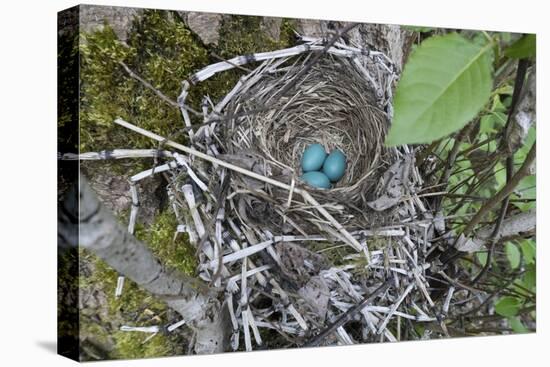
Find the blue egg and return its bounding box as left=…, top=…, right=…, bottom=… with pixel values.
left=322, top=150, right=347, bottom=182
left=301, top=144, right=327, bottom=172
left=302, top=171, right=332, bottom=189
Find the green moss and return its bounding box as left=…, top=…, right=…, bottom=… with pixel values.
left=112, top=330, right=182, bottom=359
left=216, top=15, right=293, bottom=58
left=134, top=209, right=197, bottom=276
left=80, top=249, right=178, bottom=360
left=80, top=10, right=210, bottom=153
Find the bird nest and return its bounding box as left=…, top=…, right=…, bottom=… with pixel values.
left=103, top=36, right=447, bottom=350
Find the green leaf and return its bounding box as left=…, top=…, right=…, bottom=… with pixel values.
left=518, top=126, right=536, bottom=153
left=495, top=296, right=521, bottom=317
left=386, top=33, right=493, bottom=146
left=491, top=94, right=507, bottom=112
left=512, top=175, right=536, bottom=211
left=512, top=126, right=536, bottom=212
left=520, top=239, right=536, bottom=265
left=479, top=112, right=506, bottom=134
left=509, top=317, right=529, bottom=333
left=494, top=162, right=507, bottom=189
left=476, top=252, right=488, bottom=266
left=505, top=242, right=521, bottom=269
left=505, top=34, right=536, bottom=59
left=523, top=264, right=536, bottom=290
left=514, top=175, right=537, bottom=199
left=498, top=33, right=513, bottom=44
left=493, top=84, right=513, bottom=96
left=515, top=126, right=536, bottom=165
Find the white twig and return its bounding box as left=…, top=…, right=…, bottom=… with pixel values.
left=115, top=275, right=125, bottom=298
left=60, top=149, right=173, bottom=160
left=167, top=319, right=187, bottom=332
left=377, top=282, right=415, bottom=334
left=120, top=325, right=160, bottom=333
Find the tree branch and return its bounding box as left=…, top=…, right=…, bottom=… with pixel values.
left=60, top=174, right=231, bottom=354
left=470, top=156, right=513, bottom=285
left=503, top=64, right=536, bottom=156
left=457, top=142, right=535, bottom=242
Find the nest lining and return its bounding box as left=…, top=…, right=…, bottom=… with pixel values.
left=238, top=58, right=388, bottom=186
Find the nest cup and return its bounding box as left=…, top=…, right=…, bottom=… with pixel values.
left=218, top=52, right=396, bottom=229
left=185, top=40, right=398, bottom=234
left=255, top=59, right=386, bottom=186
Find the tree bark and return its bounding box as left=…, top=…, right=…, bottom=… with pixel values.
left=294, top=20, right=415, bottom=70
left=59, top=175, right=231, bottom=354
left=456, top=209, right=536, bottom=252
left=504, top=65, right=536, bottom=156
